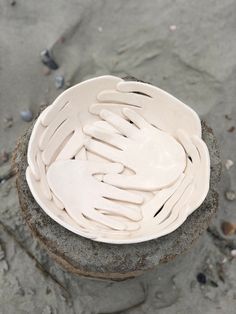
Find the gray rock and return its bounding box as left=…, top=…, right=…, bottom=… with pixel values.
left=20, top=109, right=33, bottom=122
left=13, top=119, right=221, bottom=281
left=54, top=75, right=64, bottom=89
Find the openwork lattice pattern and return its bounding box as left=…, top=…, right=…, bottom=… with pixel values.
left=26, top=76, right=210, bottom=244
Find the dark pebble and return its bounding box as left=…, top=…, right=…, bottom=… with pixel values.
left=20, top=109, right=33, bottom=122
left=10, top=0, right=16, bottom=6
left=209, top=280, right=218, bottom=287
left=197, top=272, right=207, bottom=284
left=40, top=49, right=59, bottom=70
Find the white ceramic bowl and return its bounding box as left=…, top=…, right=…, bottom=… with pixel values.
left=26, top=76, right=210, bottom=244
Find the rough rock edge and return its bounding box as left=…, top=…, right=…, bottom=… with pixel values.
left=12, top=101, right=221, bottom=282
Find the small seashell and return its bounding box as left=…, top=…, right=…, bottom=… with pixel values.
left=169, top=25, right=177, bottom=31
left=230, top=249, right=236, bottom=257
left=221, top=257, right=228, bottom=264
left=221, top=221, right=236, bottom=236
left=225, top=190, right=236, bottom=201
left=54, top=75, right=64, bottom=89
left=225, top=159, right=234, bottom=170
left=20, top=109, right=33, bottom=122
left=40, top=49, right=59, bottom=70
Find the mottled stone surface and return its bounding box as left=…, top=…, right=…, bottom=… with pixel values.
left=14, top=120, right=221, bottom=281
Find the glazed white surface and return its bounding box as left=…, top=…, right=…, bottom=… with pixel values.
left=26, top=75, right=210, bottom=244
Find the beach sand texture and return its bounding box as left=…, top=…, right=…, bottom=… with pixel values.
left=0, top=1, right=236, bottom=313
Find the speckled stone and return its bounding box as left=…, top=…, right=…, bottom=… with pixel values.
left=13, top=116, right=221, bottom=281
